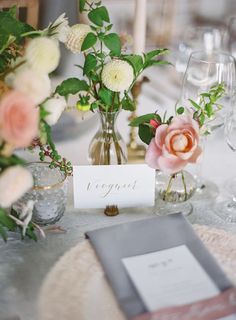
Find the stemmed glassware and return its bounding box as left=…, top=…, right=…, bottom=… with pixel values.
left=177, top=51, right=236, bottom=200
left=225, top=17, right=236, bottom=59
left=215, top=95, right=236, bottom=223
left=175, top=26, right=224, bottom=74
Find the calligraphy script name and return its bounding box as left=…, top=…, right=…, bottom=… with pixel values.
left=86, top=180, right=138, bottom=198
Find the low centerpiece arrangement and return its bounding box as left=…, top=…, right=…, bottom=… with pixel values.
left=131, top=83, right=225, bottom=215
left=55, top=0, right=170, bottom=165
left=0, top=8, right=72, bottom=241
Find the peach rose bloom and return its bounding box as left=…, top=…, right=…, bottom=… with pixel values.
left=145, top=115, right=202, bottom=174
left=0, top=90, right=39, bottom=148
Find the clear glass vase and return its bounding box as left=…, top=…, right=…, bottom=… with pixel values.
left=88, top=110, right=127, bottom=165
left=155, top=170, right=197, bottom=216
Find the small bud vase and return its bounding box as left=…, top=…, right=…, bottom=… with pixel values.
left=88, top=110, right=127, bottom=165
left=155, top=170, right=197, bottom=216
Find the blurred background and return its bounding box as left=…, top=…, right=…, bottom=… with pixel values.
left=1, top=0, right=236, bottom=157
left=2, top=0, right=235, bottom=73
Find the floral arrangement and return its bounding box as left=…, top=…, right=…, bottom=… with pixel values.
left=0, top=8, right=72, bottom=241
left=130, top=83, right=225, bottom=175
left=54, top=0, right=169, bottom=114
left=50, top=0, right=170, bottom=165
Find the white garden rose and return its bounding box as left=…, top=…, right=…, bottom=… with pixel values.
left=0, top=166, right=33, bottom=208
left=101, top=60, right=134, bottom=92
left=43, top=96, right=67, bottom=125
left=25, top=37, right=60, bottom=74
left=66, top=24, right=91, bottom=54
left=12, top=67, right=51, bottom=104
left=49, top=13, right=70, bottom=43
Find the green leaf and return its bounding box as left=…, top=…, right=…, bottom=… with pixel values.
left=205, top=103, right=213, bottom=117
left=81, top=32, right=97, bottom=51
left=79, top=0, right=86, bottom=12
left=144, top=60, right=171, bottom=68
left=24, top=225, right=37, bottom=241
left=121, top=95, right=135, bottom=111
left=0, top=155, right=25, bottom=169
left=0, top=34, right=15, bottom=54
left=91, top=102, right=99, bottom=110
left=122, top=54, right=143, bottom=76
left=0, top=10, right=34, bottom=41
left=0, top=208, right=16, bottom=231
left=0, top=225, right=7, bottom=242
left=106, top=24, right=113, bottom=32
left=40, top=105, right=50, bottom=120
left=199, top=113, right=205, bottom=127
left=103, top=33, right=121, bottom=56
left=97, top=6, right=110, bottom=22
left=189, top=99, right=201, bottom=110
left=130, top=113, right=159, bottom=127
left=200, top=93, right=211, bottom=98
left=138, top=124, right=153, bottom=145
left=55, top=78, right=89, bottom=96
left=145, top=48, right=169, bottom=61
left=98, top=87, right=114, bottom=106
left=88, top=6, right=110, bottom=27
left=83, top=53, right=97, bottom=76
left=177, top=106, right=185, bottom=114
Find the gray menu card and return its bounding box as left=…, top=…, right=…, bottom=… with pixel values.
left=86, top=213, right=232, bottom=319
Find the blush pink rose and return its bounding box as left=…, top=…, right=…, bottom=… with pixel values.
left=0, top=90, right=39, bottom=148
left=145, top=115, right=202, bottom=174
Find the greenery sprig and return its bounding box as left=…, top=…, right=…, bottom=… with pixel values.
left=130, top=83, right=226, bottom=144
left=176, top=83, right=226, bottom=131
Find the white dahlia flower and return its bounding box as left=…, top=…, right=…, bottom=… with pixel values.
left=12, top=67, right=51, bottom=105
left=48, top=13, right=70, bottom=43
left=0, top=166, right=33, bottom=208
left=25, top=37, right=60, bottom=74
left=101, top=60, right=134, bottom=92
left=43, top=96, right=67, bottom=125
left=66, top=24, right=91, bottom=54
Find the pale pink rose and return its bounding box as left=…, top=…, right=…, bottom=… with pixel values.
left=145, top=115, right=202, bottom=174
left=0, top=91, right=39, bottom=148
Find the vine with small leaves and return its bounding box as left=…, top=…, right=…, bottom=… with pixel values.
left=130, top=83, right=226, bottom=143
left=176, top=83, right=226, bottom=133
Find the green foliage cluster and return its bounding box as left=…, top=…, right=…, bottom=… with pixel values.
left=0, top=8, right=71, bottom=241
left=56, top=0, right=169, bottom=113
left=130, top=83, right=226, bottom=144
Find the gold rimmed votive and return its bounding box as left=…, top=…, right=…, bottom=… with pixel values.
left=15, top=162, right=68, bottom=225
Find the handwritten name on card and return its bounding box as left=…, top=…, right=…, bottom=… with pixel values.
left=73, top=165, right=155, bottom=209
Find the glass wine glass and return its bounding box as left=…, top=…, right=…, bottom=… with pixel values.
left=215, top=98, right=236, bottom=223
left=225, top=17, right=236, bottom=59
left=175, top=26, right=224, bottom=74
left=177, top=51, right=236, bottom=200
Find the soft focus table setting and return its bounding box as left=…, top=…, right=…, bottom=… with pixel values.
left=1, top=1, right=236, bottom=320
left=1, top=66, right=236, bottom=320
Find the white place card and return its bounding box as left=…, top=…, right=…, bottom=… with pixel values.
left=122, top=245, right=220, bottom=312
left=73, top=164, right=155, bottom=209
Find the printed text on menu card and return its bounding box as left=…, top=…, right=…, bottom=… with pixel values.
left=122, top=245, right=220, bottom=312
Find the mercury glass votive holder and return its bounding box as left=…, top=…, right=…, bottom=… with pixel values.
left=19, top=162, right=68, bottom=225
